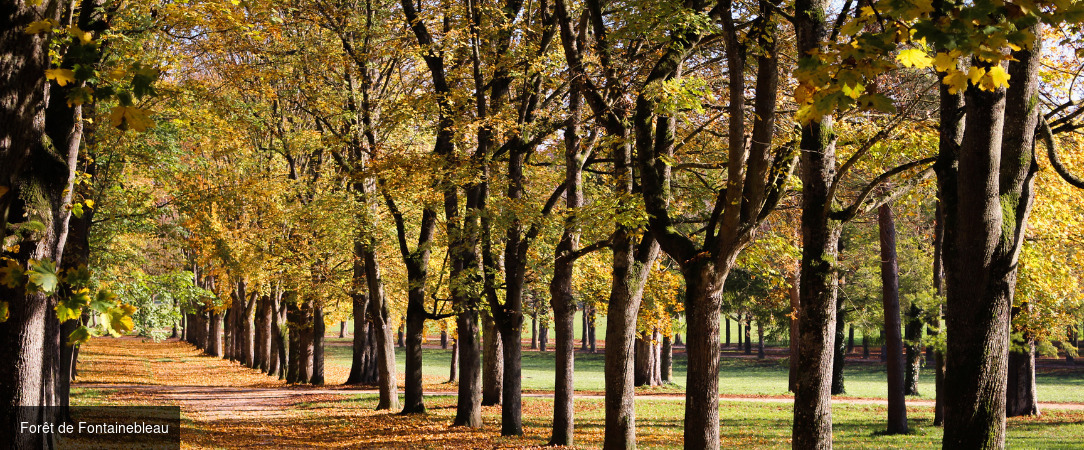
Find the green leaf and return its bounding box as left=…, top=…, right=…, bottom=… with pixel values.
left=63, top=265, right=93, bottom=288
left=0, top=301, right=8, bottom=322
left=90, top=290, right=117, bottom=313
left=67, top=325, right=91, bottom=346
left=56, top=288, right=92, bottom=322
left=27, top=259, right=59, bottom=294
left=857, top=93, right=897, bottom=114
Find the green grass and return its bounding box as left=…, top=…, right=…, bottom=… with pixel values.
left=325, top=338, right=1084, bottom=403
left=332, top=393, right=1084, bottom=448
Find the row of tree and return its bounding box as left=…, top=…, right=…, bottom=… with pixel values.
left=4, top=0, right=1084, bottom=449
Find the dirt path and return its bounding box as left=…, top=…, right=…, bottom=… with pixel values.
left=71, top=337, right=1084, bottom=448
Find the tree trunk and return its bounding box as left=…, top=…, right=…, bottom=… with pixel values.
left=635, top=329, right=664, bottom=387
left=681, top=264, right=727, bottom=450
left=287, top=299, right=301, bottom=383
left=271, top=293, right=287, bottom=379
left=737, top=316, right=743, bottom=348
left=863, top=333, right=870, bottom=359
left=347, top=292, right=376, bottom=385
left=662, top=334, right=673, bottom=383
left=1006, top=306, right=1039, bottom=417
left=441, top=330, right=448, bottom=349
left=588, top=305, right=597, bottom=353
left=744, top=315, right=753, bottom=355
left=363, top=245, right=399, bottom=410
left=939, top=24, right=1042, bottom=449
left=904, top=304, right=923, bottom=396
left=602, top=223, right=658, bottom=449
left=548, top=102, right=584, bottom=444
left=879, top=202, right=909, bottom=434
left=791, top=36, right=841, bottom=450
left=847, top=326, right=855, bottom=354
left=757, top=322, right=766, bottom=360
left=498, top=321, right=523, bottom=436
left=831, top=297, right=846, bottom=395
left=0, top=2, right=69, bottom=440
left=581, top=306, right=589, bottom=351
left=725, top=317, right=731, bottom=347
left=530, top=314, right=538, bottom=350
left=299, top=299, right=314, bottom=384
left=311, top=305, right=325, bottom=386
left=539, top=323, right=548, bottom=352
left=397, top=324, right=405, bottom=348
left=452, top=310, right=482, bottom=427
left=210, top=311, right=223, bottom=358
left=482, top=312, right=504, bottom=406
left=1067, top=326, right=1076, bottom=364
left=401, top=300, right=427, bottom=413
left=448, top=338, right=458, bottom=382
left=789, top=272, right=800, bottom=393
left=340, top=321, right=346, bottom=339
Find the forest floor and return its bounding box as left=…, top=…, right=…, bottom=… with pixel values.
left=72, top=337, right=1084, bottom=448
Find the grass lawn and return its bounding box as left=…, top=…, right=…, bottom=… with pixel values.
left=325, top=338, right=1084, bottom=403
left=318, top=393, right=1084, bottom=449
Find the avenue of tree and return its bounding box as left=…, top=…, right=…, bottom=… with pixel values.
left=3, top=0, right=1084, bottom=449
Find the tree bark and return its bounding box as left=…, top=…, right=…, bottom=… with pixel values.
left=452, top=310, right=482, bottom=427
left=449, top=338, right=458, bottom=382
left=299, top=299, right=315, bottom=384
left=847, top=326, right=855, bottom=354
left=482, top=312, right=504, bottom=406
left=789, top=272, right=800, bottom=392
left=904, top=304, right=923, bottom=396
left=1006, top=306, right=1039, bottom=417
left=879, top=202, right=908, bottom=434
left=363, top=244, right=399, bottom=410
left=941, top=28, right=1042, bottom=447
left=725, top=317, right=731, bottom=347
left=602, top=218, right=659, bottom=449
left=662, top=334, right=673, bottom=382
left=744, top=315, right=753, bottom=355
left=311, top=305, right=325, bottom=385
left=791, top=0, right=841, bottom=445
left=757, top=322, right=766, bottom=359
left=588, top=304, right=597, bottom=353
left=286, top=299, right=301, bottom=383
left=831, top=297, right=846, bottom=395
left=210, top=311, right=223, bottom=358
left=271, top=293, right=287, bottom=379
left=581, top=306, right=589, bottom=351
left=347, top=291, right=377, bottom=385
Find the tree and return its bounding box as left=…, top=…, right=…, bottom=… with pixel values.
left=878, top=201, right=908, bottom=434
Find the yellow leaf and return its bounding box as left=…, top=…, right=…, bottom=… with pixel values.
left=896, top=48, right=932, bottom=69
left=45, top=68, right=76, bottom=87
left=109, top=106, right=155, bottom=132
left=968, top=66, right=986, bottom=85
left=0, top=186, right=8, bottom=199
left=942, top=70, right=968, bottom=94
left=108, top=107, right=126, bottom=128
left=933, top=52, right=957, bottom=73
left=794, top=83, right=816, bottom=104
left=982, top=65, right=1011, bottom=91
left=85, top=199, right=95, bottom=209
left=24, top=19, right=57, bottom=34
left=66, top=25, right=92, bottom=44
